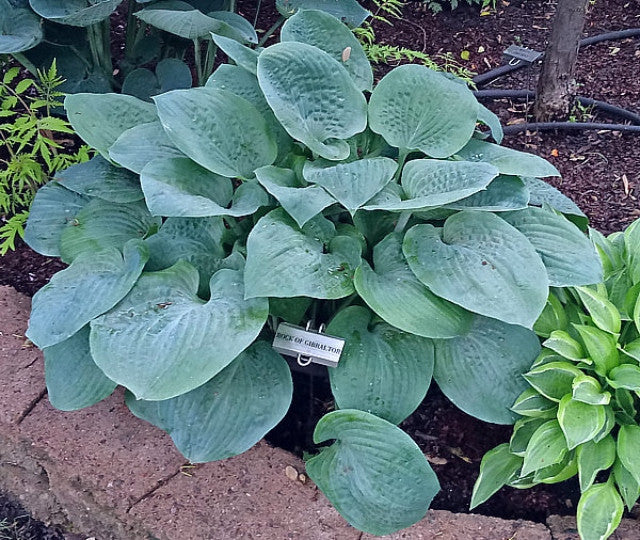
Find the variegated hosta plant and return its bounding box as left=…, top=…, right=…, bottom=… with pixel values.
left=23, top=10, right=603, bottom=536
left=472, top=219, right=640, bottom=540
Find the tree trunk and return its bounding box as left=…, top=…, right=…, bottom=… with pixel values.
left=534, top=0, right=589, bottom=122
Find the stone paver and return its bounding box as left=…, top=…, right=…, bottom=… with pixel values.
left=547, top=514, right=640, bottom=540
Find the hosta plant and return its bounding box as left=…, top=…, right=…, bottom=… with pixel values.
left=23, top=10, right=603, bottom=535
left=472, top=219, right=640, bottom=540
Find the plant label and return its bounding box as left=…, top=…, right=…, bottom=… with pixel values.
left=272, top=322, right=345, bottom=368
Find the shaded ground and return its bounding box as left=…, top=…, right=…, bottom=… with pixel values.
left=1, top=0, right=639, bottom=530
left=0, top=493, right=64, bottom=540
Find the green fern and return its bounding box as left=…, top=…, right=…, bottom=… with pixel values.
left=0, top=59, right=91, bottom=255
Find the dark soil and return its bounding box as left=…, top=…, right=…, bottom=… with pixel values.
left=1, top=0, right=639, bottom=531
left=0, top=493, right=65, bottom=540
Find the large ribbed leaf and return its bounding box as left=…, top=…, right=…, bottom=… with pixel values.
left=90, top=263, right=269, bottom=400
left=403, top=211, right=549, bottom=327
left=257, top=42, right=367, bottom=161
left=144, top=217, right=228, bottom=297
left=65, top=93, right=157, bottom=159
left=303, top=157, right=397, bottom=214
left=254, top=166, right=334, bottom=228
left=276, top=0, right=370, bottom=27
left=27, top=240, right=148, bottom=348
left=502, top=207, right=603, bottom=287
left=29, top=0, right=122, bottom=26
left=205, top=64, right=292, bottom=156
left=44, top=327, right=116, bottom=411
left=433, top=315, right=540, bottom=423
left=55, top=156, right=144, bottom=203
left=208, top=11, right=257, bottom=44
left=280, top=9, right=372, bottom=91
left=368, top=65, right=478, bottom=158
left=0, top=0, right=42, bottom=53
left=523, top=177, right=586, bottom=219
left=354, top=233, right=472, bottom=338
left=443, top=175, right=529, bottom=212
left=456, top=139, right=560, bottom=177
left=24, top=182, right=90, bottom=257
left=59, top=199, right=160, bottom=263
left=244, top=209, right=361, bottom=299
left=327, top=306, right=434, bottom=424
left=135, top=0, right=224, bottom=39
left=306, top=410, right=439, bottom=536
left=141, top=158, right=268, bottom=217
left=363, top=159, right=498, bottom=211
left=109, top=122, right=185, bottom=174
left=154, top=88, right=276, bottom=178
left=211, top=33, right=259, bottom=74
left=126, top=341, right=291, bottom=461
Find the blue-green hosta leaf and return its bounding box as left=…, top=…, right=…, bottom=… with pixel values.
left=403, top=211, right=549, bottom=327
left=280, top=9, right=372, bottom=91
left=276, top=0, right=369, bottom=26
left=108, top=122, right=185, bottom=174
left=443, top=175, right=529, bottom=212
left=523, top=177, right=586, bottom=219
left=211, top=32, right=259, bottom=74
left=306, top=410, right=439, bottom=536
left=433, top=315, right=540, bottom=424
left=29, top=0, right=122, bottom=26
left=557, top=395, right=606, bottom=450
left=24, top=182, right=90, bottom=257
left=135, top=0, right=224, bottom=39
left=0, top=0, right=42, bottom=53
left=254, top=166, right=334, bottom=228
left=44, top=326, right=116, bottom=411
left=208, top=11, right=257, bottom=44
left=27, top=240, right=149, bottom=348
left=141, top=158, right=267, bottom=218
left=470, top=444, right=522, bottom=509
left=122, top=59, right=193, bottom=102
left=368, top=64, right=478, bottom=158
left=90, top=263, right=269, bottom=400
left=244, top=208, right=361, bottom=299
left=577, top=436, right=616, bottom=492
left=140, top=157, right=233, bottom=217
left=477, top=104, right=503, bottom=144
left=257, top=42, right=367, bottom=161
left=55, top=156, right=143, bottom=203
left=624, top=219, right=640, bottom=285
left=59, top=199, right=161, bottom=263
left=522, top=420, right=568, bottom=476
left=303, top=157, right=396, bottom=214
left=155, top=87, right=276, bottom=178
left=354, top=233, right=473, bottom=339
left=502, top=207, right=603, bottom=287
left=125, top=341, right=291, bottom=461
left=65, top=93, right=157, bottom=159
left=326, top=306, right=434, bottom=424
left=205, top=64, right=293, bottom=157
left=455, top=139, right=560, bottom=177
left=577, top=481, right=624, bottom=540
left=362, top=160, right=499, bottom=212
left=144, top=217, right=227, bottom=297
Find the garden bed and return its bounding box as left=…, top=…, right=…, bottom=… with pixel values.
left=1, top=0, right=639, bottom=535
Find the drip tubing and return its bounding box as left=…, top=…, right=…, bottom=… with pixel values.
left=471, top=28, right=640, bottom=87
left=502, top=122, right=640, bottom=135
left=474, top=89, right=640, bottom=125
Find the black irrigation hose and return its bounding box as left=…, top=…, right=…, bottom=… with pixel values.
left=474, top=89, right=640, bottom=125
left=502, top=122, right=640, bottom=135
left=471, top=28, right=640, bottom=87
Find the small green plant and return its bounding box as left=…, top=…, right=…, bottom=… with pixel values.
left=425, top=0, right=497, bottom=13
left=569, top=99, right=595, bottom=123
left=23, top=8, right=602, bottom=536
left=0, top=60, right=90, bottom=254
left=472, top=219, right=640, bottom=540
